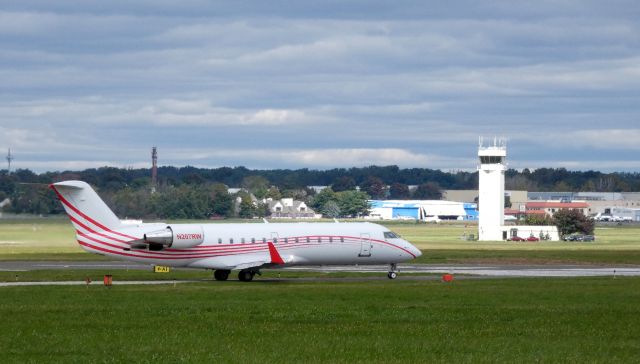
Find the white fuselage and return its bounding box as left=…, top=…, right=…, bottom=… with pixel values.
left=77, top=221, right=421, bottom=270
left=50, top=180, right=421, bottom=273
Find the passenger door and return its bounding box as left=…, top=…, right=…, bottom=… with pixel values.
left=358, top=233, right=372, bottom=257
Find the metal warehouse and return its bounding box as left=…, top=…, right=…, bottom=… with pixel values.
left=368, top=200, right=478, bottom=221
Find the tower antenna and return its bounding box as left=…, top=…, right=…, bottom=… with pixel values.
left=6, top=148, right=13, bottom=174
left=151, top=147, right=158, bottom=193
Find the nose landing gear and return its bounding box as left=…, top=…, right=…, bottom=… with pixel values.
left=387, top=263, right=398, bottom=279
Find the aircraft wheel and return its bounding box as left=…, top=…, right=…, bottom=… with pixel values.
left=238, top=270, right=254, bottom=282
left=214, top=269, right=230, bottom=281
left=387, top=272, right=397, bottom=279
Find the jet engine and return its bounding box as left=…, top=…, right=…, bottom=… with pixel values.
left=143, top=225, right=205, bottom=249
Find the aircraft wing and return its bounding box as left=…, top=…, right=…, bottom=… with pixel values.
left=233, top=259, right=272, bottom=271
left=187, top=242, right=288, bottom=270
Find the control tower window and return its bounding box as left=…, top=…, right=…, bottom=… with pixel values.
left=480, top=156, right=503, bottom=164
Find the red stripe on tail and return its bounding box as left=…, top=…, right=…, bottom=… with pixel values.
left=50, top=184, right=137, bottom=240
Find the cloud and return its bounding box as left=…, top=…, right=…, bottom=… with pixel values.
left=0, top=2, right=639, bottom=172
left=0, top=98, right=316, bottom=127
left=511, top=159, right=640, bottom=172
left=12, top=160, right=150, bottom=172
left=288, top=148, right=440, bottom=167
left=560, top=129, right=640, bottom=150
left=162, top=147, right=473, bottom=170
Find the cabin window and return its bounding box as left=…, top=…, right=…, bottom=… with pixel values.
left=384, top=231, right=400, bottom=239
left=218, top=238, right=222, bottom=244
left=340, top=237, right=344, bottom=243
left=329, top=237, right=333, bottom=243
left=251, top=238, right=255, bottom=244
left=262, top=238, right=267, bottom=244
left=284, top=238, right=288, bottom=244
left=295, top=237, right=299, bottom=243
left=229, top=238, right=234, bottom=244
left=318, top=237, right=322, bottom=243
left=241, top=238, right=245, bottom=244
left=273, top=237, right=278, bottom=244
left=306, top=237, right=310, bottom=243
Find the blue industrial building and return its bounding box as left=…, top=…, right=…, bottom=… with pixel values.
left=368, top=200, right=478, bottom=221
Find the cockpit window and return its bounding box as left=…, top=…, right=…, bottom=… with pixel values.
left=384, top=231, right=401, bottom=239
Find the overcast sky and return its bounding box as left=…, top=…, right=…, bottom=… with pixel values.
left=1, top=1, right=639, bottom=173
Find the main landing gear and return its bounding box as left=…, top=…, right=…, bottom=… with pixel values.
left=238, top=269, right=260, bottom=282
left=214, top=269, right=261, bottom=282
left=387, top=263, right=398, bottom=280
left=213, top=269, right=230, bottom=281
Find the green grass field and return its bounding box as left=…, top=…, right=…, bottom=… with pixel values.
left=0, top=269, right=409, bottom=283
left=389, top=222, right=640, bottom=250
left=2, top=218, right=640, bottom=264
left=1, top=277, right=639, bottom=363
left=2, top=218, right=640, bottom=362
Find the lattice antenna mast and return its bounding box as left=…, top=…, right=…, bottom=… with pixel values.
left=151, top=147, right=158, bottom=193
left=6, top=148, right=13, bottom=174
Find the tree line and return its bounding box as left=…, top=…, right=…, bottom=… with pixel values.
left=1, top=165, right=639, bottom=218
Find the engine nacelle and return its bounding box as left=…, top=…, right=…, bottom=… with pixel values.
left=144, top=225, right=204, bottom=249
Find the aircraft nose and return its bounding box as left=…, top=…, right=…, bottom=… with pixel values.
left=411, top=244, right=422, bottom=258
left=405, top=240, right=422, bottom=258
left=414, top=246, right=422, bottom=258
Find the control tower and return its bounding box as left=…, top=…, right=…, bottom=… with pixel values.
left=478, top=137, right=507, bottom=241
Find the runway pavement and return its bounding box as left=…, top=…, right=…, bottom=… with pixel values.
left=2, top=260, right=640, bottom=278
left=0, top=280, right=198, bottom=287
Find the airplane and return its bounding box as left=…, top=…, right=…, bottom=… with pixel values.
left=50, top=180, right=422, bottom=281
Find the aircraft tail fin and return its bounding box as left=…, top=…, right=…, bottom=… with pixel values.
left=50, top=180, right=122, bottom=233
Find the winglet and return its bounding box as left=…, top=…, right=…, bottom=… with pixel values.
left=267, top=242, right=285, bottom=265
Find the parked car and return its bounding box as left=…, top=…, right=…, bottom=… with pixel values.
left=563, top=234, right=596, bottom=242
left=526, top=236, right=540, bottom=242
left=594, top=214, right=612, bottom=222
left=508, top=236, right=525, bottom=241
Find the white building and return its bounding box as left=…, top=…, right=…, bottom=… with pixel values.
left=611, top=207, right=640, bottom=222
left=267, top=198, right=318, bottom=219
left=477, top=137, right=559, bottom=241
left=478, top=138, right=507, bottom=240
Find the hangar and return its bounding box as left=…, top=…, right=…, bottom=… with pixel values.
left=368, top=200, right=478, bottom=221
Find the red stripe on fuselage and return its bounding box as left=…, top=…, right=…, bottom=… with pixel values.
left=173, top=235, right=415, bottom=258
left=78, top=233, right=416, bottom=262
left=76, top=233, right=269, bottom=259
left=77, top=239, right=267, bottom=261
left=70, top=215, right=130, bottom=244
